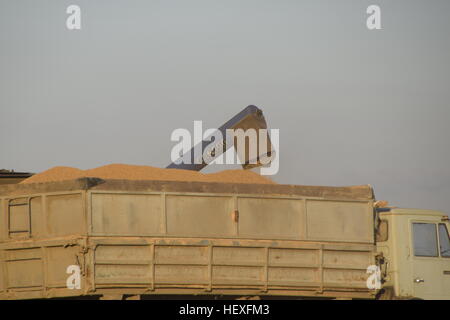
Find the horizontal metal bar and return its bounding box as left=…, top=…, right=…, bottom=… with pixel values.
left=5, top=257, right=41, bottom=262
left=95, top=260, right=152, bottom=265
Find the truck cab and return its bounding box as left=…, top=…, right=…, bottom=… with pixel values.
left=376, top=208, right=450, bottom=299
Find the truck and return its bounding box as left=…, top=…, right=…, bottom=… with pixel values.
left=0, top=177, right=449, bottom=300
left=1, top=106, right=448, bottom=300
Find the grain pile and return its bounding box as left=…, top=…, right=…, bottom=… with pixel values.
left=21, top=164, right=275, bottom=185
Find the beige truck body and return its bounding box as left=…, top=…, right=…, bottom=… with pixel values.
left=0, top=178, right=378, bottom=300
left=1, top=178, right=448, bottom=300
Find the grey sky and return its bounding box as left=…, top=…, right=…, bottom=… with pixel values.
left=1, top=0, right=449, bottom=213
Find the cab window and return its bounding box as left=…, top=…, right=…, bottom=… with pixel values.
left=438, top=224, right=450, bottom=258
left=413, top=223, right=438, bottom=257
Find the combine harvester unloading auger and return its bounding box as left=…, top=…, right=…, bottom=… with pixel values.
left=167, top=105, right=275, bottom=172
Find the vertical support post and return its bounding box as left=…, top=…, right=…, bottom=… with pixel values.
left=42, top=246, right=48, bottom=296
left=318, top=244, right=324, bottom=293
left=233, top=196, right=239, bottom=236
left=161, top=193, right=167, bottom=235
left=6, top=199, right=10, bottom=238
left=81, top=191, right=88, bottom=236
left=90, top=244, right=97, bottom=292
left=264, top=246, right=269, bottom=292
left=27, top=197, right=32, bottom=238
left=302, top=199, right=308, bottom=240
left=207, top=244, right=213, bottom=292
left=43, top=195, right=48, bottom=235
left=150, top=242, right=155, bottom=291
left=0, top=248, right=7, bottom=295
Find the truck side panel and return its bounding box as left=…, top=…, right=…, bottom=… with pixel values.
left=0, top=181, right=376, bottom=299
left=0, top=237, right=375, bottom=299
left=89, top=191, right=374, bottom=243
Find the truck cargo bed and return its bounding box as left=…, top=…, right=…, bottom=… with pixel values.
left=0, top=178, right=377, bottom=299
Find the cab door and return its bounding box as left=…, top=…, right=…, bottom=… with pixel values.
left=411, top=222, right=443, bottom=299
left=438, top=223, right=450, bottom=299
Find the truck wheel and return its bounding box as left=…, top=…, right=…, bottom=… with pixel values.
left=377, top=288, right=394, bottom=300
